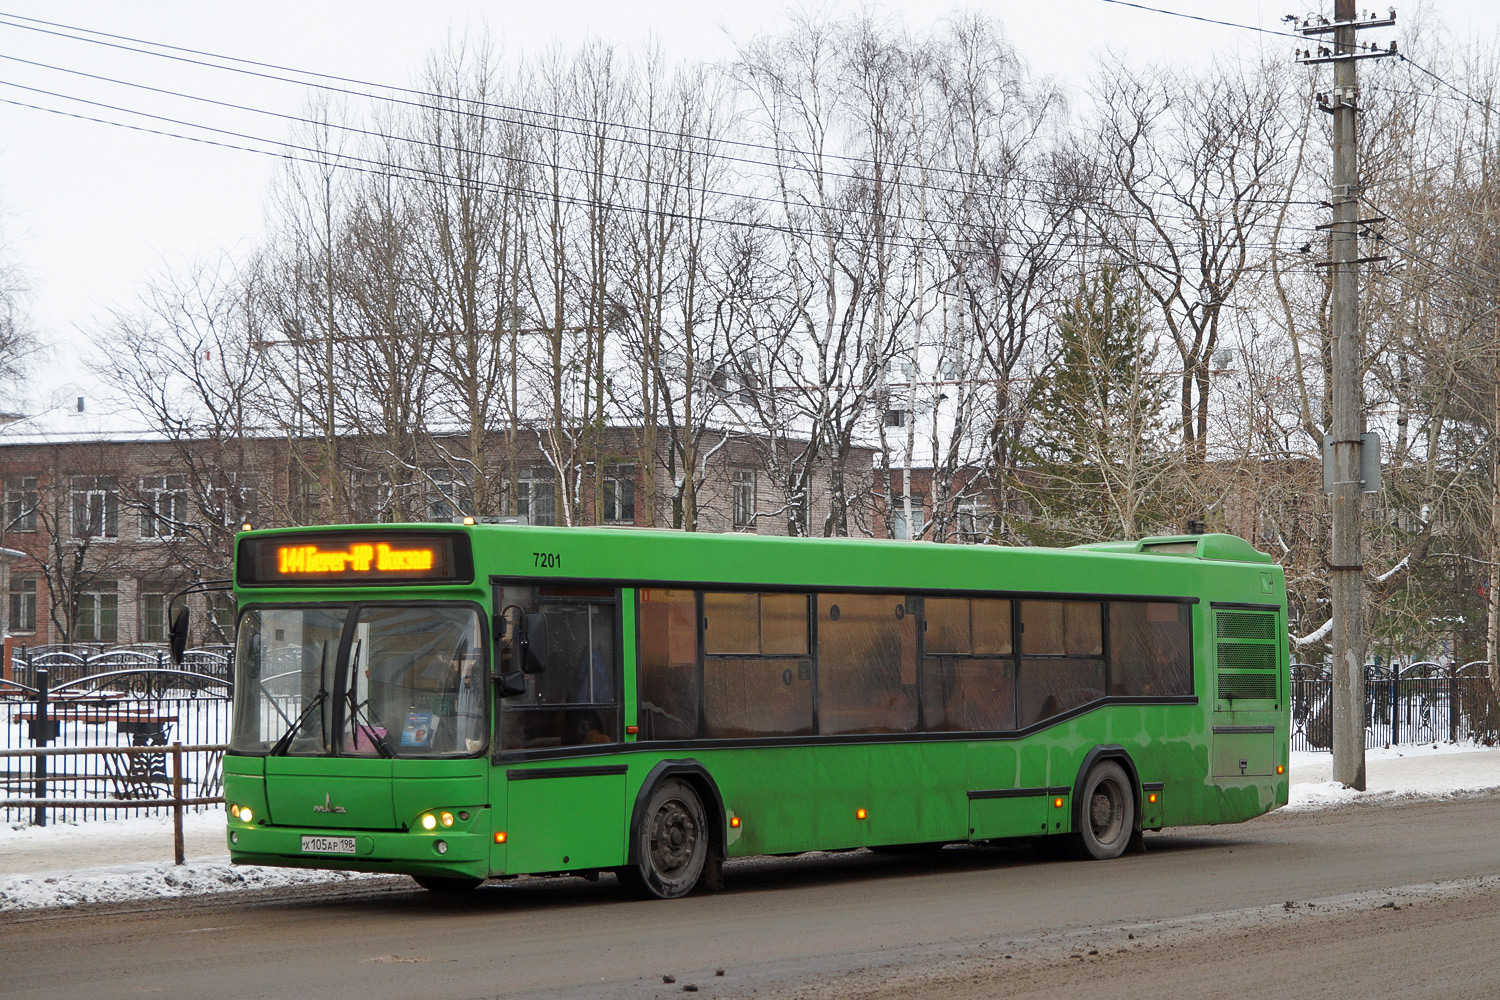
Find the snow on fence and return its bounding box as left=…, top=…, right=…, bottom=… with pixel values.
left=1291, top=661, right=1500, bottom=752
left=2, top=644, right=230, bottom=827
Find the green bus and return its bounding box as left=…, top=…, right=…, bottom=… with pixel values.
left=216, top=524, right=1289, bottom=897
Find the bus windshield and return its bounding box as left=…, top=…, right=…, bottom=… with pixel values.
left=231, top=604, right=486, bottom=758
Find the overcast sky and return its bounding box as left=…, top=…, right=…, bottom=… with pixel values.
left=1, top=0, right=1497, bottom=419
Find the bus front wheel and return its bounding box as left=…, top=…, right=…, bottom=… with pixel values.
left=619, top=779, right=708, bottom=899
left=1071, top=760, right=1135, bottom=861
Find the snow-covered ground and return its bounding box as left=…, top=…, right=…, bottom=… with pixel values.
left=2, top=743, right=1497, bottom=913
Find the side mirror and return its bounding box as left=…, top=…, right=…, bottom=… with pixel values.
left=496, top=671, right=528, bottom=698
left=520, top=612, right=548, bottom=674
left=168, top=607, right=191, bottom=666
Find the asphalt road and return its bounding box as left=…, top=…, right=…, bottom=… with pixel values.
left=4, top=796, right=1499, bottom=1000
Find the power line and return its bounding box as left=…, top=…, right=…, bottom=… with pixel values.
left=1098, top=0, right=1310, bottom=41
left=0, top=8, right=1323, bottom=212
left=7, top=88, right=1316, bottom=273
left=0, top=68, right=1321, bottom=262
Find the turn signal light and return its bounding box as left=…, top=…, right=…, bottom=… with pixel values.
left=229, top=803, right=239, bottom=819
left=1053, top=797, right=1065, bottom=809
left=440, top=811, right=455, bottom=828
left=855, top=808, right=867, bottom=820
left=494, top=831, right=508, bottom=844
left=730, top=817, right=741, bottom=828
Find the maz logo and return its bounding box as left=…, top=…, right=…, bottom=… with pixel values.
left=312, top=793, right=347, bottom=814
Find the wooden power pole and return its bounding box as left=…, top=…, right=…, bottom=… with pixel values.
left=1297, top=2, right=1397, bottom=790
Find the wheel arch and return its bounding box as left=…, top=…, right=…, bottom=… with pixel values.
left=1070, top=744, right=1140, bottom=835
left=626, top=759, right=727, bottom=865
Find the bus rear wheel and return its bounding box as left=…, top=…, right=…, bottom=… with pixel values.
left=412, top=875, right=483, bottom=893
left=1071, top=761, right=1135, bottom=861
left=619, top=779, right=708, bottom=899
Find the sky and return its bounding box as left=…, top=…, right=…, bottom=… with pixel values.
left=1, top=0, right=1498, bottom=423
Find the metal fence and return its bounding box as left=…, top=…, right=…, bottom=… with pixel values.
left=1291, top=660, right=1500, bottom=752
left=2, top=644, right=231, bottom=826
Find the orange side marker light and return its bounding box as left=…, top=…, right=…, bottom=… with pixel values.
left=730, top=816, right=741, bottom=828
left=1276, top=764, right=1285, bottom=774
left=1148, top=793, right=1158, bottom=804
left=1053, top=797, right=1065, bottom=808
left=494, top=831, right=507, bottom=844
left=855, top=808, right=867, bottom=820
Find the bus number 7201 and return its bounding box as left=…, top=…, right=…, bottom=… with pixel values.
left=533, top=551, right=560, bottom=569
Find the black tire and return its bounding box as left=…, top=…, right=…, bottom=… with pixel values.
left=412, top=875, right=483, bottom=893
left=1071, top=760, right=1136, bottom=861
left=618, top=779, right=709, bottom=899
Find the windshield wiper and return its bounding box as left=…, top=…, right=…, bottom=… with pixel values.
left=345, top=640, right=393, bottom=759
left=270, top=641, right=329, bottom=756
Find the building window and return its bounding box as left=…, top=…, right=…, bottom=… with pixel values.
left=954, top=501, right=991, bottom=543
left=426, top=469, right=471, bottom=522
left=71, top=476, right=119, bottom=539
left=76, top=582, right=119, bottom=643
left=351, top=471, right=394, bottom=523
left=603, top=466, right=635, bottom=522
left=8, top=578, right=36, bottom=633
left=517, top=468, right=556, bottom=526
left=732, top=469, right=756, bottom=530
left=139, top=475, right=188, bottom=539
left=4, top=477, right=38, bottom=532
left=141, top=589, right=168, bottom=643
left=890, top=493, right=926, bottom=540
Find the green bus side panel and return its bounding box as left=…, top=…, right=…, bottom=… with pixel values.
left=502, top=773, right=628, bottom=874
left=969, top=796, right=1047, bottom=840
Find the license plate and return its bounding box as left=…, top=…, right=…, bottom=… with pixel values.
left=301, top=835, right=356, bottom=855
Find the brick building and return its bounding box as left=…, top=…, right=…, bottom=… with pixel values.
left=0, top=413, right=881, bottom=646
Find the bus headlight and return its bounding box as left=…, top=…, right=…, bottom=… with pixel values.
left=421, top=813, right=438, bottom=831
left=238, top=806, right=254, bottom=824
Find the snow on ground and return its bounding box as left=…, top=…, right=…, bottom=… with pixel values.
left=0, top=808, right=385, bottom=913
left=1286, top=741, right=1500, bottom=810
left=2, top=744, right=1498, bottom=913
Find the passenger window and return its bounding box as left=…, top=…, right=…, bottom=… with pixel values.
left=817, top=593, right=918, bottom=734
left=1109, top=601, right=1192, bottom=696
left=924, top=598, right=971, bottom=655
left=638, top=589, right=700, bottom=739
left=1020, top=601, right=1100, bottom=656
left=972, top=599, right=1013, bottom=655
left=1018, top=658, right=1105, bottom=726
left=704, top=592, right=759, bottom=654
left=702, top=657, right=813, bottom=737
left=700, top=590, right=813, bottom=738
left=761, top=593, right=810, bottom=655
left=922, top=656, right=1016, bottom=732
left=498, top=586, right=619, bottom=751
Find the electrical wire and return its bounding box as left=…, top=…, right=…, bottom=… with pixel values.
left=0, top=8, right=1324, bottom=211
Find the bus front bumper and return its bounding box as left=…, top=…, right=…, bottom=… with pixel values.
left=226, top=821, right=490, bottom=879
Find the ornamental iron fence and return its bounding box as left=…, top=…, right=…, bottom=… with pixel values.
left=1291, top=660, right=1499, bottom=752
left=2, top=644, right=232, bottom=826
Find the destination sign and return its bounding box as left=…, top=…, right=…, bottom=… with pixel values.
left=237, top=531, right=473, bottom=587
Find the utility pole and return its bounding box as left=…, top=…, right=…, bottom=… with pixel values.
left=1296, top=2, right=1397, bottom=790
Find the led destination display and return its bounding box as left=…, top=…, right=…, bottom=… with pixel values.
left=237, top=531, right=473, bottom=586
